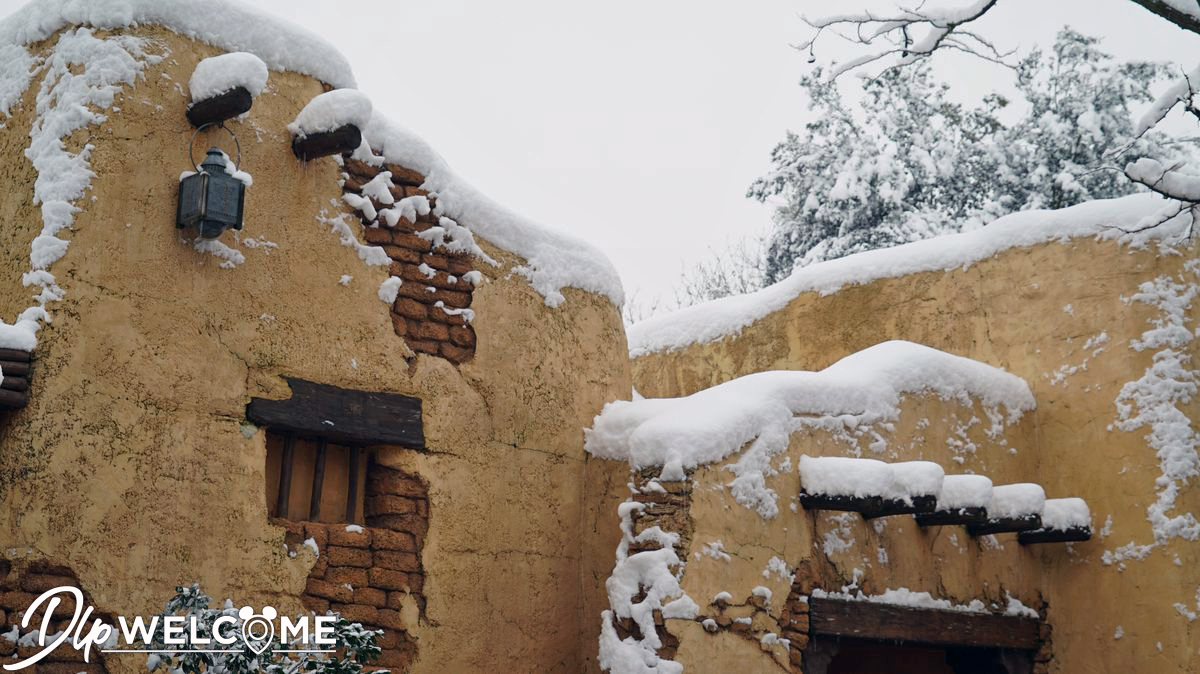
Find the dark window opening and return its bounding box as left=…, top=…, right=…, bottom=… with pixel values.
left=265, top=431, right=368, bottom=524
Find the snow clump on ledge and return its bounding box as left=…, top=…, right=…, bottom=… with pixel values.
left=188, top=51, right=268, bottom=100
left=586, top=340, right=1034, bottom=518
left=628, top=193, right=1194, bottom=358
left=799, top=457, right=942, bottom=503
left=987, top=484, right=1046, bottom=519
left=288, top=89, right=372, bottom=138
left=1041, top=497, right=1091, bottom=531
left=937, top=474, right=994, bottom=510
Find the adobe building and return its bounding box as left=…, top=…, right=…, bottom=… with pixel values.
left=0, top=2, right=1197, bottom=674
left=0, top=3, right=628, bottom=673
left=591, top=203, right=1199, bottom=673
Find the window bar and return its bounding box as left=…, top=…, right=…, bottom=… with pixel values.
left=309, top=437, right=328, bottom=521
left=275, top=433, right=296, bottom=519
left=346, top=446, right=361, bottom=523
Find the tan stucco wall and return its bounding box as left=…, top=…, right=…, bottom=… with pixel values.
left=633, top=237, right=1199, bottom=672
left=0, top=26, right=628, bottom=673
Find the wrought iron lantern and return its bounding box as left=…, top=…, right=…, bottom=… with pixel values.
left=177, top=125, right=246, bottom=239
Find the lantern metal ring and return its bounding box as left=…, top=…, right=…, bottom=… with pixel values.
left=188, top=122, right=241, bottom=172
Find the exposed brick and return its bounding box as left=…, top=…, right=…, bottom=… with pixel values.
left=301, top=596, right=329, bottom=614
left=325, top=546, right=372, bottom=568
left=416, top=499, right=428, bottom=517
left=430, top=288, right=471, bottom=309
left=440, top=343, right=473, bottom=364
left=374, top=608, right=407, bottom=630
left=390, top=313, right=406, bottom=337
left=306, top=578, right=352, bottom=603
left=325, top=566, right=370, bottom=587
left=443, top=256, right=473, bottom=276
left=344, top=158, right=384, bottom=179
left=448, top=326, right=475, bottom=348
left=366, top=512, right=428, bottom=535
left=407, top=321, right=449, bottom=342
left=376, top=647, right=413, bottom=669
left=362, top=227, right=394, bottom=245
left=422, top=254, right=449, bottom=271
left=395, top=282, right=438, bottom=303
left=408, top=573, right=424, bottom=593
left=0, top=591, right=37, bottom=611
left=393, top=298, right=428, bottom=320
left=385, top=592, right=411, bottom=610
left=368, top=568, right=412, bottom=592
left=387, top=185, right=405, bottom=202
left=374, top=551, right=419, bottom=573
left=407, top=339, right=440, bottom=356
left=428, top=304, right=468, bottom=326
left=342, top=175, right=365, bottom=193
left=404, top=186, right=431, bottom=199
left=368, top=471, right=427, bottom=498
left=303, top=522, right=329, bottom=548
left=382, top=245, right=421, bottom=264
left=273, top=518, right=304, bottom=537
left=372, top=530, right=417, bottom=552
left=19, top=574, right=76, bottom=594
left=0, top=608, right=6, bottom=625
left=366, top=495, right=417, bottom=517
left=310, top=556, right=329, bottom=578
left=393, top=232, right=432, bottom=252
left=330, top=603, right=378, bottom=625
left=353, top=587, right=388, bottom=608
left=375, top=627, right=401, bottom=649
left=328, top=527, right=372, bottom=548
left=384, top=164, right=425, bottom=186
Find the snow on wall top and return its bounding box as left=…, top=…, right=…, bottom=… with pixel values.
left=628, top=193, right=1193, bottom=357
left=0, top=0, right=625, bottom=313
left=0, top=0, right=354, bottom=97
left=585, top=340, right=1034, bottom=517
left=364, top=113, right=625, bottom=307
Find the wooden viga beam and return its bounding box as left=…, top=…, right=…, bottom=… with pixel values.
left=292, top=124, right=362, bottom=161
left=0, top=348, right=32, bottom=409
left=799, top=492, right=938, bottom=519
left=967, top=514, right=1042, bottom=537
left=1018, top=526, right=1092, bottom=545
left=186, top=86, right=253, bottom=128
left=915, top=506, right=989, bottom=527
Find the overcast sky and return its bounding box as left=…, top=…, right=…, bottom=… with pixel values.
left=4, top=0, right=1199, bottom=310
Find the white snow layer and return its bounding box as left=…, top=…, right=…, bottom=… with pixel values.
left=586, top=340, right=1034, bottom=518
left=799, top=456, right=891, bottom=498
left=628, top=193, right=1193, bottom=357
left=0, top=0, right=354, bottom=97
left=937, top=474, right=993, bottom=510
left=363, top=113, right=624, bottom=307
left=188, top=51, right=267, bottom=101
left=1041, top=497, right=1091, bottom=531
left=0, top=28, right=160, bottom=350
left=0, top=0, right=625, bottom=312
left=288, top=88, right=372, bottom=138
left=987, top=484, right=1046, bottom=519
left=599, top=501, right=694, bottom=674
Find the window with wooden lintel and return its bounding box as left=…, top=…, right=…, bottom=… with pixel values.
left=248, top=378, right=425, bottom=524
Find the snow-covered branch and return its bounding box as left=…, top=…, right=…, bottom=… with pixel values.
left=1134, top=63, right=1200, bottom=138
left=1128, top=0, right=1200, bottom=35
left=801, top=0, right=1011, bottom=79
left=1126, top=158, right=1200, bottom=202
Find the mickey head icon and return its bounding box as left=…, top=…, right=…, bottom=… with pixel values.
left=238, top=606, right=277, bottom=654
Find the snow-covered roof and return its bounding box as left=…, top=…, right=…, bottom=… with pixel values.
left=0, top=0, right=625, bottom=311
left=628, top=193, right=1192, bottom=357
left=0, top=0, right=355, bottom=91
left=585, top=340, right=1034, bottom=517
